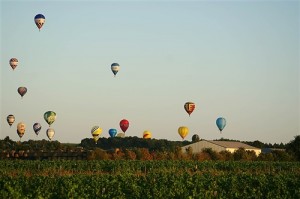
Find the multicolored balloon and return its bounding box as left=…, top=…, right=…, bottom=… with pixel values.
left=44, top=111, right=56, bottom=127
left=91, top=126, right=102, bottom=143
left=18, top=87, right=27, bottom=98
left=111, top=63, right=120, bottom=77
left=46, top=128, right=55, bottom=140
left=216, top=117, right=226, bottom=133
left=7, top=115, right=15, bottom=127
left=120, top=119, right=129, bottom=133
left=143, top=130, right=152, bottom=139
left=184, top=102, right=195, bottom=116
left=17, top=122, right=26, bottom=141
left=34, top=14, right=45, bottom=31
left=33, top=123, right=42, bottom=136
left=178, top=126, right=189, bottom=140
left=109, top=128, right=117, bottom=138
left=9, top=58, right=18, bottom=70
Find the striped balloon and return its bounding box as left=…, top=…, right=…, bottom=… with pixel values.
left=184, top=102, right=195, bottom=116
left=9, top=58, right=18, bottom=70
left=33, top=123, right=42, bottom=136
left=111, top=63, right=120, bottom=77
left=7, top=115, right=15, bottom=127
left=34, top=14, right=45, bottom=31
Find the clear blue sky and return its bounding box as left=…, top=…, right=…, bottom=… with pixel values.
left=1, top=0, right=299, bottom=144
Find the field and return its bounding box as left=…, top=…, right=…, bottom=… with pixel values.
left=0, top=160, right=300, bottom=198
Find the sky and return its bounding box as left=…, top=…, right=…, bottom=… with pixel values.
left=1, top=0, right=299, bottom=144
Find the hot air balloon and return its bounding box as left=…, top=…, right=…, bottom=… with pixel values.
left=44, top=111, right=56, bottom=127
left=216, top=117, right=226, bottom=133
left=184, top=102, right=195, bottom=117
left=18, top=87, right=27, bottom=98
left=34, top=14, right=45, bottom=31
left=178, top=126, right=189, bottom=140
left=120, top=119, right=129, bottom=133
left=192, top=134, right=200, bottom=142
left=9, top=58, right=18, bottom=70
left=111, top=63, right=120, bottom=77
left=116, top=133, right=125, bottom=138
left=7, top=115, right=15, bottom=127
left=17, top=122, right=26, bottom=141
left=109, top=128, right=117, bottom=138
left=143, top=130, right=152, bottom=139
left=33, top=123, right=42, bottom=136
left=91, top=126, right=102, bottom=143
left=46, top=128, right=55, bottom=140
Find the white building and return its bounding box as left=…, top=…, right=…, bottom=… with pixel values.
left=182, top=140, right=261, bottom=156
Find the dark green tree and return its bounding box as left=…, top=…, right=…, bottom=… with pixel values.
left=286, top=135, right=300, bottom=160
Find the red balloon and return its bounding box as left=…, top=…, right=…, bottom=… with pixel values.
left=120, top=119, right=129, bottom=133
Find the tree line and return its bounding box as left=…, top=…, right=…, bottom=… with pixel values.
left=0, top=135, right=299, bottom=161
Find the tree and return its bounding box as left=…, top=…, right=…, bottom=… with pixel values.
left=202, top=148, right=220, bottom=160
left=219, top=150, right=234, bottom=161
left=286, top=135, right=300, bottom=160
left=233, top=148, right=248, bottom=160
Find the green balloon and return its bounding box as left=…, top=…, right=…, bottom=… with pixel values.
left=44, top=111, right=56, bottom=126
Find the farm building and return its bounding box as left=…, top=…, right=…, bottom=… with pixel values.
left=182, top=140, right=261, bottom=156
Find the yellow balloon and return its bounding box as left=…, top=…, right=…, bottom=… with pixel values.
left=17, top=122, right=26, bottom=139
left=143, top=130, right=152, bottom=139
left=178, top=126, right=189, bottom=140
left=91, top=126, right=102, bottom=143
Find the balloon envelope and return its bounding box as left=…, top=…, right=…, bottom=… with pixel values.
left=9, top=58, right=18, bottom=70
left=216, top=117, right=226, bottom=132
left=33, top=123, right=42, bottom=135
left=46, top=128, right=55, bottom=140
left=111, top=63, right=120, bottom=76
left=120, top=119, right=129, bottom=133
left=7, top=115, right=15, bottom=127
left=109, top=128, right=117, bottom=138
left=18, top=87, right=27, bottom=98
left=34, top=14, right=45, bottom=30
left=143, top=130, right=152, bottom=139
left=184, top=102, right=195, bottom=116
left=116, top=133, right=125, bottom=138
left=17, top=122, right=26, bottom=139
left=192, top=134, right=200, bottom=142
left=91, top=126, right=102, bottom=143
left=44, top=111, right=56, bottom=126
left=178, top=126, right=189, bottom=140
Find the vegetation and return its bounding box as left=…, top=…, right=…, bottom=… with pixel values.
left=0, top=160, right=299, bottom=198
left=0, top=135, right=299, bottom=161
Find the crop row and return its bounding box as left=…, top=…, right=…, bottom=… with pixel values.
left=0, top=160, right=299, bottom=175
left=1, top=172, right=300, bottom=199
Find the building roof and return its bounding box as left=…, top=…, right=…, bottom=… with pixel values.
left=206, top=140, right=260, bottom=150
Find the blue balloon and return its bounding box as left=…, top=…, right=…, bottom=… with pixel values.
left=216, top=117, right=226, bottom=132
left=109, top=128, right=117, bottom=137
